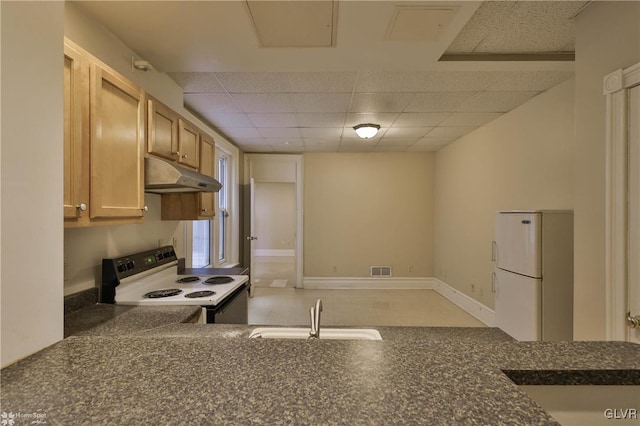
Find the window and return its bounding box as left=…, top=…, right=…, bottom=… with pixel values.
left=192, top=220, right=210, bottom=268
left=216, top=152, right=229, bottom=264
left=186, top=145, right=235, bottom=268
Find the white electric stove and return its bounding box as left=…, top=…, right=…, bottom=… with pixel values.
left=101, top=246, right=249, bottom=323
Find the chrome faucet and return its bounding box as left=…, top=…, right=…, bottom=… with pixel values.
left=309, top=299, right=323, bottom=339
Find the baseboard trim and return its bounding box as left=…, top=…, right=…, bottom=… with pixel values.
left=303, top=277, right=435, bottom=290
left=432, top=278, right=495, bottom=327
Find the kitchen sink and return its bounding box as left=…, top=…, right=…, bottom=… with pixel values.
left=249, top=327, right=383, bottom=340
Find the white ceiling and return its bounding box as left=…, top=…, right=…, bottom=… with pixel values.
left=74, top=1, right=586, bottom=153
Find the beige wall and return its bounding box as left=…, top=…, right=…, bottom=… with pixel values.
left=434, top=79, right=575, bottom=309
left=304, top=152, right=434, bottom=278
left=254, top=183, right=296, bottom=251
left=1, top=1, right=65, bottom=367
left=573, top=1, right=640, bottom=340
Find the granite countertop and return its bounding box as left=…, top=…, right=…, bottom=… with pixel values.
left=2, top=304, right=639, bottom=425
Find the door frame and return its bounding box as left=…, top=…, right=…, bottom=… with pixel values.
left=244, top=154, right=304, bottom=289
left=604, top=62, right=640, bottom=341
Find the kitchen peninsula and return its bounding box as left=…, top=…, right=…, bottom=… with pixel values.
left=1, top=304, right=638, bottom=425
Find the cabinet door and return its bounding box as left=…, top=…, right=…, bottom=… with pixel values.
left=63, top=43, right=86, bottom=220
left=147, top=97, right=179, bottom=161
left=178, top=118, right=200, bottom=169
left=198, top=134, right=215, bottom=218
left=89, top=63, right=145, bottom=219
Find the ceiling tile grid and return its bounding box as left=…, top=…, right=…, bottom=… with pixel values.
left=178, top=69, right=572, bottom=152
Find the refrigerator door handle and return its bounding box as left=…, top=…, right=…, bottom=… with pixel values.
left=491, top=241, right=497, bottom=261
left=491, top=272, right=497, bottom=293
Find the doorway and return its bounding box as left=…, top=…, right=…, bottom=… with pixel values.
left=252, top=182, right=297, bottom=288
left=245, top=154, right=303, bottom=290
left=604, top=62, right=640, bottom=343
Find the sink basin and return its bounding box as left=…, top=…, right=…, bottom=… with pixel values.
left=249, top=327, right=382, bottom=340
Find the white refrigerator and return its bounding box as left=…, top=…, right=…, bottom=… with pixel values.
left=493, top=211, right=573, bottom=341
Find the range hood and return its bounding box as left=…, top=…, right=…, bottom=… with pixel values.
left=144, top=157, right=222, bottom=194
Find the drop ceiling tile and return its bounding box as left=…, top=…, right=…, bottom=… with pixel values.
left=293, top=93, right=352, bottom=113
left=345, top=113, right=399, bottom=127
left=355, top=71, right=428, bottom=93
left=288, top=72, right=357, bottom=93
left=300, top=127, right=343, bottom=139
left=184, top=94, right=240, bottom=113
left=486, top=71, right=574, bottom=92
left=474, top=2, right=586, bottom=54
left=439, top=112, right=501, bottom=127
left=426, top=126, right=477, bottom=138
left=263, top=137, right=305, bottom=147
left=247, top=113, right=298, bottom=128
left=456, top=91, right=537, bottom=113
left=304, top=138, right=341, bottom=149
left=405, top=92, right=475, bottom=112
left=350, top=93, right=415, bottom=113
left=215, top=72, right=290, bottom=93
left=258, top=127, right=302, bottom=138
left=420, top=71, right=496, bottom=92
left=168, top=72, right=227, bottom=93
left=232, top=93, right=294, bottom=113
left=383, top=127, right=431, bottom=139
left=377, top=138, right=417, bottom=147
left=393, top=112, right=450, bottom=127
left=296, top=113, right=347, bottom=127
left=221, top=127, right=262, bottom=139
left=200, top=112, right=253, bottom=127
left=446, top=2, right=518, bottom=53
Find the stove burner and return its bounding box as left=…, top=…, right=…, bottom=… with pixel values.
left=176, top=276, right=201, bottom=283
left=144, top=289, right=183, bottom=298
left=204, top=276, right=234, bottom=285
left=185, top=290, right=216, bottom=298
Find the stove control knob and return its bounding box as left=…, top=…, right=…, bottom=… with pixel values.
left=117, top=264, right=127, bottom=273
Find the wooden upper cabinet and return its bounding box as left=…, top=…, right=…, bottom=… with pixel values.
left=147, top=97, right=179, bottom=161
left=198, top=134, right=215, bottom=218
left=63, top=43, right=87, bottom=221
left=89, top=62, right=145, bottom=219
left=160, top=132, right=216, bottom=221
left=178, top=118, right=200, bottom=169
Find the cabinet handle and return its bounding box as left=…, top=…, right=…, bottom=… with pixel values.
left=171, top=151, right=179, bottom=157
left=491, top=272, right=497, bottom=293
left=491, top=241, right=497, bottom=261
left=142, top=206, right=148, bottom=212
left=201, top=209, right=208, bottom=213
left=76, top=203, right=87, bottom=211
left=182, top=154, right=188, bottom=159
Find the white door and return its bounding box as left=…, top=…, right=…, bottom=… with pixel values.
left=248, top=178, right=257, bottom=296
left=495, top=268, right=542, bottom=341
left=495, top=212, right=542, bottom=278
left=628, top=84, right=640, bottom=344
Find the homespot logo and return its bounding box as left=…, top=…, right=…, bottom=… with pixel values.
left=1, top=412, right=47, bottom=425
left=604, top=408, right=638, bottom=420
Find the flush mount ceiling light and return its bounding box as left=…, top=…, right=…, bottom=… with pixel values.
left=353, top=123, right=380, bottom=139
